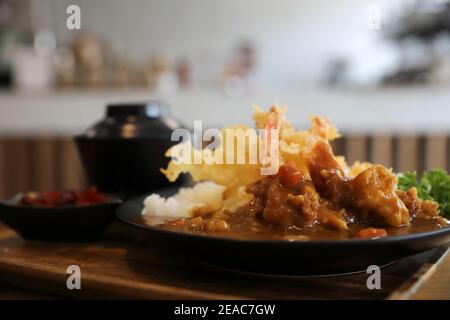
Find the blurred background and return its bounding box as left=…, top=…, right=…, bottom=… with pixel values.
left=1, top=0, right=450, bottom=198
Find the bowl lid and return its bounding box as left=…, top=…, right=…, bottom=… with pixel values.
left=82, top=101, right=183, bottom=139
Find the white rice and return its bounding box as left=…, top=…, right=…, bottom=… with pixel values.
left=141, top=181, right=226, bottom=218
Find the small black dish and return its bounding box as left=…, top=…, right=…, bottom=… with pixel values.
left=0, top=194, right=121, bottom=242
left=117, top=191, right=450, bottom=276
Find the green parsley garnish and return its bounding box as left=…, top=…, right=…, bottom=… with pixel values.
left=398, top=169, right=450, bottom=218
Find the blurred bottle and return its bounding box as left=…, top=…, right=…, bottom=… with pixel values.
left=12, top=30, right=55, bottom=91
left=53, top=46, right=75, bottom=87
left=72, top=34, right=105, bottom=87
left=175, top=57, right=191, bottom=88
left=111, top=55, right=131, bottom=88
left=144, top=53, right=167, bottom=88
left=145, top=53, right=178, bottom=94
left=220, top=41, right=256, bottom=97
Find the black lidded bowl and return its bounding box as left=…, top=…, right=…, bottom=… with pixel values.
left=0, top=193, right=121, bottom=242
left=74, top=101, right=185, bottom=198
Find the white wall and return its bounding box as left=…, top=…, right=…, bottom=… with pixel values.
left=2, top=87, right=450, bottom=135
left=32, top=0, right=411, bottom=87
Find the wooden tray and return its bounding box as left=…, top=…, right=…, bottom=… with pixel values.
left=0, top=222, right=448, bottom=300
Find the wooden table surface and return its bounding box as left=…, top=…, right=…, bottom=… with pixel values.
left=411, top=251, right=450, bottom=299
left=0, top=222, right=448, bottom=300
left=0, top=284, right=54, bottom=299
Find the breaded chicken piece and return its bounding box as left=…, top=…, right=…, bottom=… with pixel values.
left=350, top=165, right=409, bottom=226
left=308, top=141, right=410, bottom=227
left=397, top=187, right=447, bottom=225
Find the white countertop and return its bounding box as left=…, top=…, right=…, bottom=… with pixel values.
left=1, top=87, right=450, bottom=136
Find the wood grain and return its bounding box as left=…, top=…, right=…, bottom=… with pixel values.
left=30, top=138, right=57, bottom=192
left=57, top=138, right=84, bottom=190
left=387, top=247, right=449, bottom=300
left=2, top=138, right=30, bottom=198
left=330, top=138, right=345, bottom=158
left=0, top=224, right=447, bottom=300
left=425, top=135, right=447, bottom=171
left=0, top=283, right=54, bottom=300
left=1, top=135, right=448, bottom=197
left=370, top=136, right=393, bottom=168
left=411, top=248, right=450, bottom=300
left=346, top=136, right=367, bottom=165
left=0, top=139, right=4, bottom=200
left=395, top=136, right=419, bottom=173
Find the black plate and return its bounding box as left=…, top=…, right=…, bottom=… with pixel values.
left=0, top=194, right=121, bottom=242
left=117, top=191, right=450, bottom=275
